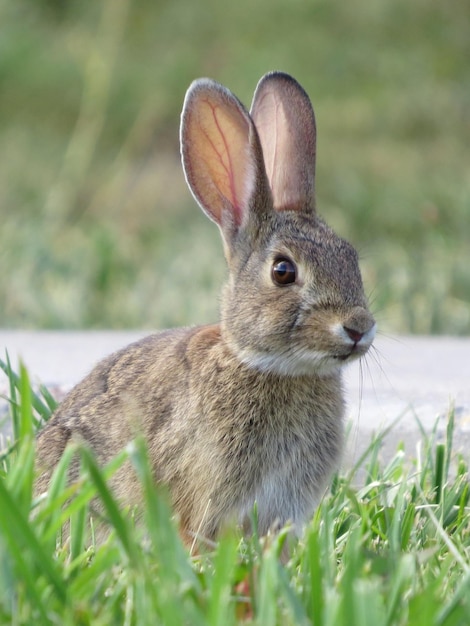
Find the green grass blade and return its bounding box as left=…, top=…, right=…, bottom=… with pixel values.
left=4, top=364, right=36, bottom=513
left=38, top=383, right=59, bottom=415
left=444, top=406, right=455, bottom=483
left=207, top=533, right=238, bottom=626
left=126, top=437, right=196, bottom=576
left=18, top=362, right=34, bottom=441
left=255, top=548, right=279, bottom=626
left=0, top=531, right=49, bottom=622
left=434, top=443, right=445, bottom=505
left=78, top=445, right=139, bottom=565
left=436, top=567, right=470, bottom=626
left=277, top=559, right=310, bottom=626
left=304, top=523, right=325, bottom=625
left=385, top=554, right=416, bottom=626
left=69, top=498, right=89, bottom=562
left=1, top=352, right=20, bottom=444
left=0, top=478, right=67, bottom=606
left=36, top=447, right=130, bottom=545
left=0, top=355, right=53, bottom=427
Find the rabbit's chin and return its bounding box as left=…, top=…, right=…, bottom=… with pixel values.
left=235, top=345, right=363, bottom=378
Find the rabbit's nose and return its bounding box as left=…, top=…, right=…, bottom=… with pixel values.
left=343, top=326, right=365, bottom=343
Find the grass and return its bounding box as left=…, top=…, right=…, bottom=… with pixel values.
left=1, top=359, right=470, bottom=625
left=0, top=0, right=469, bottom=334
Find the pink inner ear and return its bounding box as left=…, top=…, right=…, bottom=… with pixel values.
left=182, top=84, right=257, bottom=229
left=252, top=91, right=281, bottom=192
left=250, top=74, right=316, bottom=213
left=201, top=99, right=247, bottom=226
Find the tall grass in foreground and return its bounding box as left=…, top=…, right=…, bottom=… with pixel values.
left=1, top=359, right=469, bottom=625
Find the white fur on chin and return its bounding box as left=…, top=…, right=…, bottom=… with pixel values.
left=236, top=346, right=347, bottom=377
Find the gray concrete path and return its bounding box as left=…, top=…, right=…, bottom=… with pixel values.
left=1, top=331, right=469, bottom=467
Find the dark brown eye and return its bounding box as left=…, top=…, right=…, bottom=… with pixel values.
left=271, top=258, right=297, bottom=285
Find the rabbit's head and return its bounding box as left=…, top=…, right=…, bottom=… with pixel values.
left=181, top=72, right=375, bottom=377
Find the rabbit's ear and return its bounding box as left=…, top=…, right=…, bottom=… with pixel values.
left=181, top=79, right=269, bottom=240
left=250, top=72, right=316, bottom=214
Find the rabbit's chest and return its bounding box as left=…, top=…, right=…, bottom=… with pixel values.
left=201, top=370, right=343, bottom=531
left=235, top=447, right=313, bottom=533
left=234, top=421, right=340, bottom=533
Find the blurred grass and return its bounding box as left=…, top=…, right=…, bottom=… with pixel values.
left=0, top=0, right=469, bottom=333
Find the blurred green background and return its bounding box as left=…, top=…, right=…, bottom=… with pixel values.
left=1, top=0, right=469, bottom=333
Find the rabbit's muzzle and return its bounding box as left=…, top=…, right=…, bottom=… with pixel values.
left=331, top=307, right=376, bottom=361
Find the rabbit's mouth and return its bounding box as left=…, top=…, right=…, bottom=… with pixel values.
left=334, top=351, right=361, bottom=364
left=333, top=340, right=371, bottom=363
left=330, top=320, right=376, bottom=363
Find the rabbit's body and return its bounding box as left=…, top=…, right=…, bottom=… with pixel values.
left=37, top=324, right=343, bottom=537
left=35, top=72, right=376, bottom=542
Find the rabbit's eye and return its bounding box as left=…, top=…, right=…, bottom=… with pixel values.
left=271, top=258, right=297, bottom=286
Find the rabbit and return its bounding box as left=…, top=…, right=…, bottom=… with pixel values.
left=35, top=71, right=376, bottom=543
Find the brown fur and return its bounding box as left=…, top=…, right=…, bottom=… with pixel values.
left=35, top=72, right=376, bottom=542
